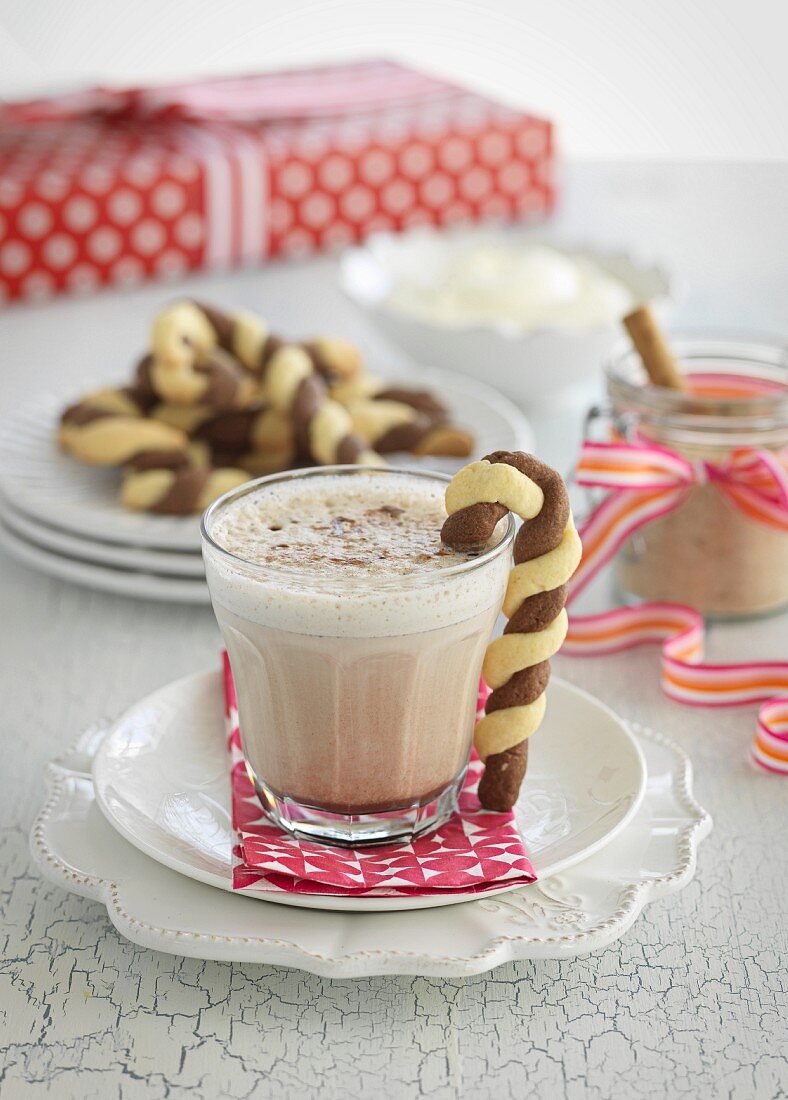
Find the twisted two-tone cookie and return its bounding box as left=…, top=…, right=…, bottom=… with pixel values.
left=194, top=402, right=293, bottom=453
left=194, top=402, right=296, bottom=475
left=121, top=451, right=248, bottom=515
left=135, top=348, right=254, bottom=410
left=344, top=398, right=473, bottom=457
left=441, top=451, right=582, bottom=811
left=262, top=345, right=379, bottom=466
left=150, top=301, right=250, bottom=369
left=330, top=374, right=470, bottom=454
left=151, top=301, right=363, bottom=381
left=149, top=401, right=215, bottom=436
left=330, top=375, right=449, bottom=424
left=59, top=388, right=187, bottom=466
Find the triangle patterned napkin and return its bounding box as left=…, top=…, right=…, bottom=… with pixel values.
left=223, top=653, right=536, bottom=898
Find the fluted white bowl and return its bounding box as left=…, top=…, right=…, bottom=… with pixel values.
left=339, top=227, right=676, bottom=406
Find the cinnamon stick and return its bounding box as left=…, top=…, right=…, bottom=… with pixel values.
left=623, top=305, right=686, bottom=392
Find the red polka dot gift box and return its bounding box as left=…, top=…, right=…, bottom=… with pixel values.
left=0, top=60, right=555, bottom=306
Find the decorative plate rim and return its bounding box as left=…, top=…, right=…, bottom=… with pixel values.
left=30, top=721, right=712, bottom=974
left=89, top=669, right=648, bottom=911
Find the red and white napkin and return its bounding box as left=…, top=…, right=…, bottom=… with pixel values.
left=223, top=654, right=536, bottom=898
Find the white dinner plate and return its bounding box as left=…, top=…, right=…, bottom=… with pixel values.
left=2, top=500, right=206, bottom=577
left=92, top=669, right=647, bottom=912
left=0, top=519, right=210, bottom=603
left=33, top=720, right=712, bottom=976
left=0, top=365, right=533, bottom=551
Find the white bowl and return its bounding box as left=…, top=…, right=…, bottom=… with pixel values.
left=339, top=227, right=675, bottom=406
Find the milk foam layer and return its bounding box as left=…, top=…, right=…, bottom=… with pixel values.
left=204, top=471, right=511, bottom=637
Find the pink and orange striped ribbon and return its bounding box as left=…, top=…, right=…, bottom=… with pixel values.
left=563, top=435, right=788, bottom=774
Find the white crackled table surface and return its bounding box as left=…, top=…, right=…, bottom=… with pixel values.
left=1, top=163, right=786, bottom=1098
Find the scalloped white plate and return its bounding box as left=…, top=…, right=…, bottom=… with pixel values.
left=0, top=364, right=533, bottom=551
left=90, top=671, right=647, bottom=912
left=30, top=720, right=711, bottom=976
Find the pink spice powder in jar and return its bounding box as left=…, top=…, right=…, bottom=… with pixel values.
left=604, top=337, right=788, bottom=619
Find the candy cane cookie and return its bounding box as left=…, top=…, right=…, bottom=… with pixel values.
left=59, top=390, right=188, bottom=467
left=441, top=451, right=582, bottom=811
left=262, top=344, right=379, bottom=466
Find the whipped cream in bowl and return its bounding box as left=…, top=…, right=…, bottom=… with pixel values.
left=340, top=227, right=674, bottom=405
left=384, top=242, right=635, bottom=333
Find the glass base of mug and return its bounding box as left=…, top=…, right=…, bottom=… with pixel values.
left=247, top=764, right=466, bottom=847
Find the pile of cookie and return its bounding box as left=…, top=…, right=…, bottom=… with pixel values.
left=58, top=301, right=474, bottom=515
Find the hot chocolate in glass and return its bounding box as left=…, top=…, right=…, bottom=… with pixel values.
left=202, top=467, right=513, bottom=845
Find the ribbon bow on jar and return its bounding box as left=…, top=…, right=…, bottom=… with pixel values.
left=573, top=440, right=788, bottom=589
left=562, top=437, right=788, bottom=775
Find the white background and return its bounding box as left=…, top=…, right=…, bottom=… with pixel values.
left=0, top=0, right=786, bottom=160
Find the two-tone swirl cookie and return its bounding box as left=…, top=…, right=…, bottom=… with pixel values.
left=58, top=388, right=188, bottom=466
left=342, top=398, right=474, bottom=457
left=262, top=344, right=379, bottom=466
left=122, top=451, right=248, bottom=515
left=194, top=402, right=296, bottom=475
left=330, top=374, right=450, bottom=423
left=57, top=297, right=480, bottom=515
left=151, top=300, right=363, bottom=381
left=135, top=348, right=254, bottom=410
left=441, top=451, right=582, bottom=811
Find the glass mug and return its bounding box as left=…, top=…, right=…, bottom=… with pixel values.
left=201, top=466, right=514, bottom=846
left=588, top=335, right=788, bottom=619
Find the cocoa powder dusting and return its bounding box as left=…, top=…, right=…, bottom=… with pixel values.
left=210, top=473, right=508, bottom=577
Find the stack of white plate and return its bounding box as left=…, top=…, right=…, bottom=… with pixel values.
left=0, top=367, right=534, bottom=603
left=0, top=397, right=209, bottom=602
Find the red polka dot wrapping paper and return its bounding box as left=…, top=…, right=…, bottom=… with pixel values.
left=0, top=61, right=555, bottom=306
left=222, top=653, right=536, bottom=898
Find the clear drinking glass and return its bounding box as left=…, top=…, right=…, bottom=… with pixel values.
left=201, top=466, right=514, bottom=846
left=602, top=335, right=788, bottom=618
